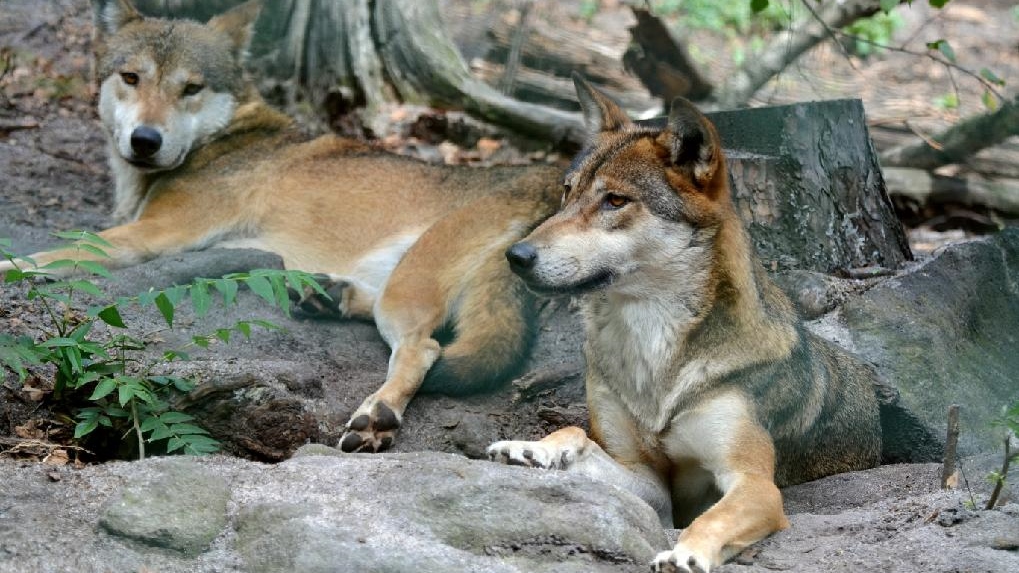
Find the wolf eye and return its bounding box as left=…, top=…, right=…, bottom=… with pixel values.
left=603, top=193, right=630, bottom=210
left=182, top=83, right=205, bottom=96
left=120, top=72, right=139, bottom=86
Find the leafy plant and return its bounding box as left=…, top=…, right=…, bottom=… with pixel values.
left=0, top=232, right=327, bottom=459
left=986, top=400, right=1019, bottom=509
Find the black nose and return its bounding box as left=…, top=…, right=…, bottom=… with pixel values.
left=506, top=242, right=538, bottom=273
left=130, top=126, right=163, bottom=158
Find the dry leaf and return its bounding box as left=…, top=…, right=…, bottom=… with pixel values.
left=43, top=449, right=69, bottom=466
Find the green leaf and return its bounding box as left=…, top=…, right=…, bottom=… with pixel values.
left=75, top=243, right=110, bottom=259
left=154, top=292, right=175, bottom=328
left=192, top=336, right=211, bottom=348
left=880, top=0, right=899, bottom=12
left=928, top=0, right=949, bottom=8
left=69, top=279, right=104, bottom=297
left=236, top=321, right=252, bottom=338
left=191, top=280, right=211, bottom=318
left=75, top=260, right=112, bottom=279
left=88, top=378, right=118, bottom=400
left=268, top=273, right=290, bottom=315
left=166, top=436, right=187, bottom=453
left=118, top=383, right=136, bottom=407
left=164, top=285, right=187, bottom=306
left=73, top=418, right=99, bottom=439
left=980, top=67, right=1006, bottom=86
left=982, top=90, right=998, bottom=111
left=215, top=328, right=231, bottom=343
left=40, top=259, right=78, bottom=272
left=213, top=278, right=239, bottom=306
left=245, top=275, right=275, bottom=305
left=172, top=378, right=195, bottom=393
left=750, top=0, right=769, bottom=13
left=39, top=337, right=80, bottom=348
left=159, top=411, right=195, bottom=424
left=97, top=305, right=127, bottom=328
left=926, top=39, right=955, bottom=62
left=169, top=423, right=210, bottom=436
left=148, top=424, right=174, bottom=441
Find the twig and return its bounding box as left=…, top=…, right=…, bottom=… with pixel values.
left=986, top=432, right=1012, bottom=510
left=799, top=0, right=859, bottom=72
left=941, top=404, right=960, bottom=488
left=500, top=0, right=533, bottom=96
left=131, top=400, right=145, bottom=460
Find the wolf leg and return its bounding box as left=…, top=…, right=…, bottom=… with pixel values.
left=487, top=426, right=673, bottom=526
left=653, top=399, right=789, bottom=573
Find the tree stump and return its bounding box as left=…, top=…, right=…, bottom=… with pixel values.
left=709, top=99, right=912, bottom=272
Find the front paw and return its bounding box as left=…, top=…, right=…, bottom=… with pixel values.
left=486, top=439, right=579, bottom=470
left=289, top=273, right=351, bottom=319
left=338, top=397, right=401, bottom=453
left=651, top=547, right=711, bottom=573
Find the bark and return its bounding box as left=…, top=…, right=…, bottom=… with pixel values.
left=714, top=0, right=882, bottom=109
left=883, top=166, right=1019, bottom=216
left=880, top=97, right=1019, bottom=170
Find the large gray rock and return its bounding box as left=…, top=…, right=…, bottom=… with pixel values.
left=1, top=453, right=1016, bottom=573
left=838, top=228, right=1019, bottom=454
left=0, top=450, right=669, bottom=573
left=99, top=457, right=230, bottom=554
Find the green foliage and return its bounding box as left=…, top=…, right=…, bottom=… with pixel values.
left=984, top=400, right=1018, bottom=509
left=1, top=233, right=327, bottom=459
left=652, top=0, right=791, bottom=35
left=843, top=11, right=904, bottom=58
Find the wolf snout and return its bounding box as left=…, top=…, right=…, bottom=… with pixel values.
left=130, top=126, right=163, bottom=158
left=506, top=242, right=538, bottom=274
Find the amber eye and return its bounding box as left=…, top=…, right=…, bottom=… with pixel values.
left=603, top=193, right=630, bottom=209
left=183, top=83, right=205, bottom=96
left=120, top=72, right=139, bottom=86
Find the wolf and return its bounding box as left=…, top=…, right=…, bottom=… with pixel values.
left=487, top=76, right=882, bottom=572
left=0, top=0, right=562, bottom=452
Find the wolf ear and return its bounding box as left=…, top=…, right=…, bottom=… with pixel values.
left=572, top=72, right=631, bottom=136
left=659, top=97, right=720, bottom=188
left=92, top=0, right=142, bottom=38
left=208, top=0, right=262, bottom=62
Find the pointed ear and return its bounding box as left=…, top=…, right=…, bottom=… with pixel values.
left=92, top=0, right=142, bottom=39
left=659, top=97, right=720, bottom=188
left=207, top=0, right=262, bottom=62
left=572, top=72, right=631, bottom=136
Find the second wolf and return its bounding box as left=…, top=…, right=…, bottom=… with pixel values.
left=488, top=76, right=881, bottom=572
left=0, top=0, right=562, bottom=451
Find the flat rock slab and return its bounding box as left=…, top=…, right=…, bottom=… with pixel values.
left=1, top=453, right=1016, bottom=573
left=0, top=449, right=668, bottom=573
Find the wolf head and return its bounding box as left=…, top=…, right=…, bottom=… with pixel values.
left=92, top=0, right=261, bottom=172
left=506, top=74, right=730, bottom=297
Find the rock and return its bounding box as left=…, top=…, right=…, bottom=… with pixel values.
left=0, top=450, right=669, bottom=573
left=98, top=457, right=230, bottom=555
left=839, top=228, right=1019, bottom=454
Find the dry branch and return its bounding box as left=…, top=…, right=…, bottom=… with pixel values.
left=881, top=97, right=1019, bottom=171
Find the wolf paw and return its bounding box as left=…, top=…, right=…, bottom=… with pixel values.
left=338, top=398, right=401, bottom=453
left=486, top=440, right=579, bottom=470
left=650, top=548, right=710, bottom=573
left=289, top=273, right=353, bottom=319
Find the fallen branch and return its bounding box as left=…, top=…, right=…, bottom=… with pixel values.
left=985, top=432, right=1012, bottom=509
left=881, top=97, right=1019, bottom=171
left=941, top=404, right=960, bottom=489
